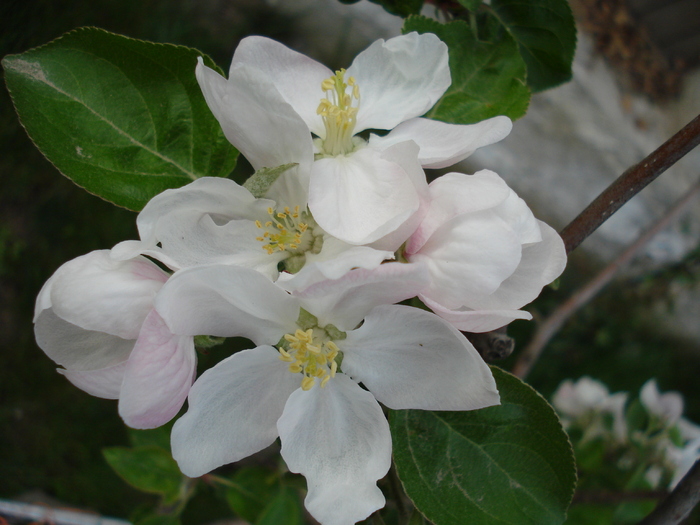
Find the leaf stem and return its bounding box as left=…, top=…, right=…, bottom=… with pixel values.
left=560, top=113, right=700, bottom=254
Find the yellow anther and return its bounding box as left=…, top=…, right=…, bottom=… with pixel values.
left=321, top=78, right=335, bottom=91
left=289, top=363, right=302, bottom=373
left=267, top=207, right=274, bottom=214
left=255, top=220, right=262, bottom=228
left=301, top=376, right=315, bottom=391
left=321, top=375, right=331, bottom=388
left=330, top=360, right=338, bottom=377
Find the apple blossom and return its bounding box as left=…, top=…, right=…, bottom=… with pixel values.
left=401, top=169, right=567, bottom=332
left=154, top=263, right=499, bottom=525
left=33, top=250, right=195, bottom=429
left=110, top=173, right=396, bottom=286
left=195, top=32, right=512, bottom=245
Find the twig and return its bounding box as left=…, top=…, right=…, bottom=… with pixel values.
left=512, top=177, right=700, bottom=379
left=560, top=113, right=700, bottom=254
left=638, top=458, right=700, bottom=525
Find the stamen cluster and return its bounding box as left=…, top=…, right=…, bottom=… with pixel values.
left=317, top=68, right=360, bottom=156
left=278, top=328, right=340, bottom=390
left=255, top=206, right=309, bottom=255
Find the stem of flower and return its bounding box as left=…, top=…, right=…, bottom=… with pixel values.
left=560, top=113, right=700, bottom=254
left=512, top=177, right=700, bottom=379
left=637, top=458, right=700, bottom=525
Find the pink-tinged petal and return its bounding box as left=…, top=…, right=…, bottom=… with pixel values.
left=34, top=309, right=135, bottom=370
left=412, top=211, right=522, bottom=309
left=348, top=32, right=450, bottom=132
left=39, top=251, right=166, bottom=339
left=230, top=36, right=332, bottom=137
left=465, top=221, right=566, bottom=311
left=59, top=361, right=127, bottom=399
left=119, top=310, right=196, bottom=429
left=341, top=305, right=500, bottom=410
left=171, top=346, right=300, bottom=477
left=278, top=374, right=391, bottom=525
left=154, top=265, right=298, bottom=345
left=281, top=238, right=394, bottom=293
left=196, top=59, right=313, bottom=173
left=369, top=141, right=430, bottom=252
left=407, top=170, right=510, bottom=254
left=370, top=116, right=512, bottom=168
left=308, top=146, right=419, bottom=245
left=420, top=295, right=533, bottom=333
left=295, top=261, right=430, bottom=331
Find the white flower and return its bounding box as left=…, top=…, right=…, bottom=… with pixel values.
left=111, top=175, right=396, bottom=286
left=155, top=263, right=499, bottom=525
left=552, top=376, right=628, bottom=443
left=33, top=250, right=195, bottom=429
left=195, top=33, right=511, bottom=245
left=402, top=170, right=566, bottom=332
left=640, top=379, right=684, bottom=426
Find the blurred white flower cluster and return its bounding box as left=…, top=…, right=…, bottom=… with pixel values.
left=34, top=33, right=566, bottom=524
left=553, top=377, right=700, bottom=491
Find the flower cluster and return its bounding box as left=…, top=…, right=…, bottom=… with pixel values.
left=552, top=377, right=700, bottom=491
left=34, top=33, right=566, bottom=524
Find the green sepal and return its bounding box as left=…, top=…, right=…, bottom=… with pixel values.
left=243, top=163, right=298, bottom=199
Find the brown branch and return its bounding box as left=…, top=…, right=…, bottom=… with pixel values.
left=512, top=177, right=700, bottom=379
left=638, top=458, right=700, bottom=525
left=560, top=113, right=700, bottom=254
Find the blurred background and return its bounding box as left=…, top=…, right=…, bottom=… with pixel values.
left=1, top=0, right=700, bottom=523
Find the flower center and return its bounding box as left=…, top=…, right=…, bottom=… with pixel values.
left=316, top=68, right=360, bottom=157
left=255, top=206, right=323, bottom=273
left=277, top=309, right=346, bottom=391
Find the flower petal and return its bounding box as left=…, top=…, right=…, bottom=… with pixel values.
left=281, top=237, right=394, bottom=293
left=34, top=308, right=135, bottom=370
left=196, top=59, right=313, bottom=174
left=37, top=251, right=166, bottom=339
left=60, top=361, right=127, bottom=399
left=406, top=170, right=511, bottom=254
left=119, top=310, right=196, bottom=429
left=348, top=32, right=450, bottom=131
left=277, top=374, right=391, bottom=525
left=113, top=177, right=283, bottom=277
left=420, top=295, right=532, bottom=333
left=341, top=305, right=500, bottom=410
left=171, top=346, right=299, bottom=477
left=230, top=36, right=332, bottom=137
left=412, top=211, right=522, bottom=309
left=369, top=116, right=512, bottom=169
left=154, top=265, right=298, bottom=345
left=465, top=221, right=566, bottom=311
left=308, top=145, right=419, bottom=245
left=295, top=261, right=429, bottom=331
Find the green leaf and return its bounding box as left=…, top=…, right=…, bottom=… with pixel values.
left=103, top=445, right=184, bottom=503
left=225, top=466, right=280, bottom=523
left=403, top=15, right=530, bottom=124
left=490, top=0, right=576, bottom=92
left=368, top=0, right=423, bottom=17
left=3, top=27, right=238, bottom=211
left=243, top=163, right=298, bottom=199
left=256, top=486, right=304, bottom=525
left=391, top=367, right=576, bottom=525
